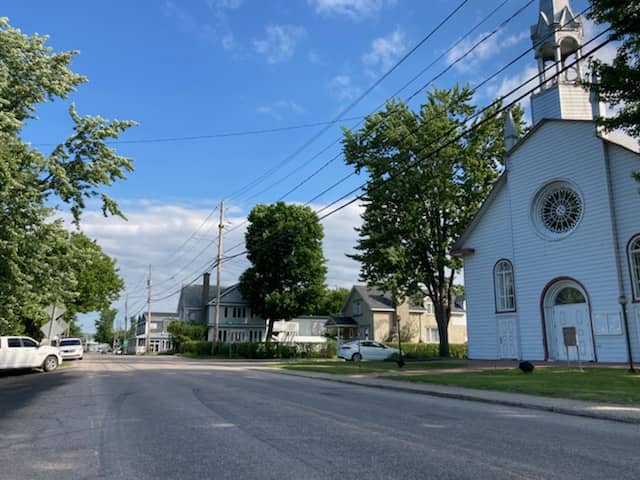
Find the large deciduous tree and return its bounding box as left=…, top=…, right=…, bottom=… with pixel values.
left=588, top=1, right=640, bottom=139
left=239, top=202, right=327, bottom=342
left=0, top=18, right=134, bottom=335
left=343, top=86, right=521, bottom=357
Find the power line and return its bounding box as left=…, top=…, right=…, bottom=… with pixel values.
left=223, top=0, right=472, bottom=204
left=221, top=0, right=538, bottom=253
left=31, top=117, right=363, bottom=147
left=217, top=33, right=613, bottom=273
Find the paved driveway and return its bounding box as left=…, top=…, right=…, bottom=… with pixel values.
left=1, top=355, right=638, bottom=479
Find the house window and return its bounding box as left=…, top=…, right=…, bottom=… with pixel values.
left=425, top=303, right=433, bottom=314
left=354, top=301, right=361, bottom=315
left=426, top=328, right=440, bottom=343
left=494, top=260, right=516, bottom=312
left=224, top=307, right=228, bottom=318
left=629, top=236, right=640, bottom=300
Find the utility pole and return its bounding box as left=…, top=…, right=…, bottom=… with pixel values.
left=211, top=201, right=224, bottom=354
left=146, top=265, right=151, bottom=353
left=124, top=294, right=128, bottom=355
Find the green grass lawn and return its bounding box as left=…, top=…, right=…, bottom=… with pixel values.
left=387, top=368, right=640, bottom=403
left=277, top=360, right=466, bottom=375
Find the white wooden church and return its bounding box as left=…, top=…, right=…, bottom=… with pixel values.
left=453, top=0, right=640, bottom=363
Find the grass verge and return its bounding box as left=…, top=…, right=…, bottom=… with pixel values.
left=277, top=360, right=466, bottom=375
left=385, top=368, right=640, bottom=403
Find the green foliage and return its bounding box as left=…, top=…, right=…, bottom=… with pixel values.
left=0, top=18, right=134, bottom=335
left=239, top=202, right=327, bottom=341
left=587, top=1, right=640, bottom=138
left=386, top=342, right=468, bottom=360
left=343, top=86, right=522, bottom=357
left=311, top=287, right=350, bottom=316
left=95, top=308, right=116, bottom=345
left=178, top=341, right=336, bottom=359
left=167, top=320, right=207, bottom=352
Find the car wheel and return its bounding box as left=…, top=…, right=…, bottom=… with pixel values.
left=352, top=352, right=362, bottom=362
left=79, top=356, right=83, bottom=360
left=43, top=355, right=58, bottom=372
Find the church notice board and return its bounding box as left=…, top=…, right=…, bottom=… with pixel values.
left=562, top=327, right=577, bottom=347
left=593, top=312, right=623, bottom=336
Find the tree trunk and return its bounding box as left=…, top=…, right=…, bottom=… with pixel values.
left=265, top=318, right=274, bottom=344
left=435, top=302, right=450, bottom=357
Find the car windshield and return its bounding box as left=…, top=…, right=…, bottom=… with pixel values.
left=60, top=339, right=81, bottom=346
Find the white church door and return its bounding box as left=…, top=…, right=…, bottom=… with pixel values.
left=551, top=287, right=594, bottom=362
left=498, top=317, right=518, bottom=359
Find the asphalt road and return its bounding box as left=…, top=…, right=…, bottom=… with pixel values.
left=1, top=355, right=639, bottom=480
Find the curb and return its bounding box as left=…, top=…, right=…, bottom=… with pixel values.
left=255, top=367, right=640, bottom=425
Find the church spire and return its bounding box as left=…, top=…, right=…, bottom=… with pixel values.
left=539, top=0, right=571, bottom=25
left=529, top=0, right=594, bottom=125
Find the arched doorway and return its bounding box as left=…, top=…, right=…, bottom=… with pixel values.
left=542, top=279, right=595, bottom=361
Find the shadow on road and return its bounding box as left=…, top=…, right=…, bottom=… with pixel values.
left=0, top=367, right=76, bottom=419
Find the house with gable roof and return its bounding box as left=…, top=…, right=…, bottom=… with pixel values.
left=338, top=285, right=466, bottom=344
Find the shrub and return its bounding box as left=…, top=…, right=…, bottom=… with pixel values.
left=385, top=342, right=467, bottom=360
left=177, top=340, right=337, bottom=359
left=180, top=340, right=213, bottom=355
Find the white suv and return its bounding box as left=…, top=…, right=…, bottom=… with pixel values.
left=0, top=336, right=63, bottom=372
left=58, top=338, right=84, bottom=360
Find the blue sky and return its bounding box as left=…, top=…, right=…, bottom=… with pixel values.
left=6, top=0, right=601, bottom=330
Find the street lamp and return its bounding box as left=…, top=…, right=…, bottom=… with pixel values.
left=618, top=295, right=635, bottom=374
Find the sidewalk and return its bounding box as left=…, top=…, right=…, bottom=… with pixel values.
left=257, top=367, right=640, bottom=425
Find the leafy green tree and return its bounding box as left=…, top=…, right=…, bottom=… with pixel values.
left=64, top=233, right=125, bottom=321
left=343, top=86, right=521, bottom=357
left=167, top=320, right=207, bottom=352
left=312, top=287, right=350, bottom=316
left=95, top=308, right=117, bottom=345
left=0, top=18, right=135, bottom=335
left=239, top=202, right=327, bottom=342
left=588, top=1, right=640, bottom=139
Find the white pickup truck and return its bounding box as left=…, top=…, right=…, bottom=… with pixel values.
left=0, top=336, right=63, bottom=372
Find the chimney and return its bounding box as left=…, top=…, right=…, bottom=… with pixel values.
left=202, top=272, right=210, bottom=324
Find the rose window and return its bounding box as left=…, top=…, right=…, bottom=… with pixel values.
left=532, top=182, right=584, bottom=239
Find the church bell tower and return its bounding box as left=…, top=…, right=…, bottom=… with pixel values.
left=530, top=0, right=596, bottom=125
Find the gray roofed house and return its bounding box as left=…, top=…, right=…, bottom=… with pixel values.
left=340, top=285, right=466, bottom=344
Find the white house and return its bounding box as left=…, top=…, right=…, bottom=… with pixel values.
left=452, top=0, right=640, bottom=363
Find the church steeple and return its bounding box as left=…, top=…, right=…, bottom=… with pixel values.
left=530, top=0, right=595, bottom=124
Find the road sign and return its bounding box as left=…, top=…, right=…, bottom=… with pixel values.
left=44, top=304, right=66, bottom=320
left=40, top=317, right=68, bottom=339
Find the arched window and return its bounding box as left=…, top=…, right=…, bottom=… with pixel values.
left=494, top=260, right=516, bottom=312
left=629, top=236, right=640, bottom=301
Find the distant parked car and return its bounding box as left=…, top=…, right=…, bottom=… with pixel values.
left=338, top=340, right=399, bottom=362
left=0, top=336, right=63, bottom=372
left=58, top=338, right=84, bottom=360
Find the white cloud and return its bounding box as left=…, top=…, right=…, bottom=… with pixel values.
left=65, top=198, right=363, bottom=331
left=253, top=25, right=306, bottom=64
left=256, top=100, right=306, bottom=120
left=162, top=0, right=241, bottom=52
left=329, top=75, right=363, bottom=101
left=362, top=28, right=407, bottom=76
left=446, top=30, right=528, bottom=72
left=308, top=0, right=394, bottom=20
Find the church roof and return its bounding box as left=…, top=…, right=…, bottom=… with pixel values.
left=451, top=118, right=639, bottom=255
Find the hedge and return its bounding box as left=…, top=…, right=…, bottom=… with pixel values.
left=178, top=340, right=337, bottom=359
left=385, top=342, right=467, bottom=360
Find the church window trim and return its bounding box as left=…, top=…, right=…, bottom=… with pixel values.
left=494, top=259, right=516, bottom=313
left=628, top=234, right=640, bottom=302
left=532, top=180, right=584, bottom=240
